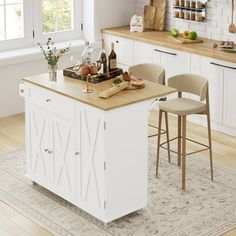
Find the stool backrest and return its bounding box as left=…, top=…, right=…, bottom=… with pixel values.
left=128, top=63, right=165, bottom=85
left=168, top=74, right=208, bottom=101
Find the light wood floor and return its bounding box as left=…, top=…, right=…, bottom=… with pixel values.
left=0, top=112, right=236, bottom=236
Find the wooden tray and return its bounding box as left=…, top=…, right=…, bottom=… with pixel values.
left=167, top=35, right=204, bottom=44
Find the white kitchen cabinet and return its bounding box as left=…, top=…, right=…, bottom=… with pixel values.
left=23, top=80, right=150, bottom=223
left=153, top=46, right=191, bottom=79
left=222, top=63, right=236, bottom=130
left=53, top=116, right=77, bottom=203
left=25, top=84, right=77, bottom=202
left=191, top=55, right=223, bottom=124
left=103, top=33, right=133, bottom=67
left=133, top=41, right=153, bottom=65
left=27, top=105, right=53, bottom=189
left=79, top=104, right=105, bottom=219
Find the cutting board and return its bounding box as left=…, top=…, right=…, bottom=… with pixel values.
left=144, top=5, right=156, bottom=29
left=167, top=35, right=204, bottom=44
left=151, top=0, right=167, bottom=31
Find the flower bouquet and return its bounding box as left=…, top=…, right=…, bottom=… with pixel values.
left=38, top=38, right=70, bottom=82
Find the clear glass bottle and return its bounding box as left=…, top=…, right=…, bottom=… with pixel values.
left=190, top=10, right=196, bottom=20
left=174, top=9, right=180, bottom=18
left=184, top=0, right=190, bottom=7
left=179, top=0, right=184, bottom=6
left=184, top=9, right=190, bottom=19
left=81, top=41, right=93, bottom=65
left=191, top=0, right=196, bottom=8
left=179, top=9, right=184, bottom=18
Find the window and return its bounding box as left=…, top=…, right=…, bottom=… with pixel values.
left=0, top=0, right=24, bottom=41
left=0, top=0, right=81, bottom=52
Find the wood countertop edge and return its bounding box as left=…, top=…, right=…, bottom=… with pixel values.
left=23, top=77, right=177, bottom=111
left=102, top=26, right=236, bottom=64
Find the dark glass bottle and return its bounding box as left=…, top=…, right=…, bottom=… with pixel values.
left=108, top=42, right=117, bottom=72
left=99, top=39, right=107, bottom=74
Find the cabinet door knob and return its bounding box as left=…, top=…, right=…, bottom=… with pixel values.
left=116, top=40, right=119, bottom=43
left=46, top=99, right=51, bottom=102
left=75, top=152, right=80, bottom=156
left=48, top=150, right=53, bottom=154
left=44, top=149, right=49, bottom=153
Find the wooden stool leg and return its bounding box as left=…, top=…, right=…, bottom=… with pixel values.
left=156, top=110, right=163, bottom=178
left=165, top=112, right=171, bottom=162
left=207, top=111, right=214, bottom=181
left=182, top=116, right=186, bottom=190
left=177, top=115, right=182, bottom=167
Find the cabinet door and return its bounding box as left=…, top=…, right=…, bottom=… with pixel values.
left=153, top=46, right=191, bottom=79
left=80, top=104, right=105, bottom=217
left=103, top=34, right=133, bottom=66
left=133, top=41, right=153, bottom=65
left=191, top=55, right=223, bottom=124
left=53, top=116, right=76, bottom=202
left=28, top=105, right=53, bottom=187
left=223, top=66, right=236, bottom=129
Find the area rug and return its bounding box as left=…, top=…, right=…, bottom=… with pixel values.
left=0, top=137, right=236, bottom=236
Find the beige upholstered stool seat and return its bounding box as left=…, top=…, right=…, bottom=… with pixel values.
left=159, top=98, right=206, bottom=116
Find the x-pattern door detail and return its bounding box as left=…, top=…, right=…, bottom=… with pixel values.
left=81, top=109, right=104, bottom=212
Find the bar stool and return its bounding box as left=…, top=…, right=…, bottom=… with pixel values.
left=156, top=74, right=213, bottom=190
left=128, top=63, right=171, bottom=161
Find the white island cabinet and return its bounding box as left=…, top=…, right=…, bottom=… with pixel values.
left=22, top=73, right=175, bottom=223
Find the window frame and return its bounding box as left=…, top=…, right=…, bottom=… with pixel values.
left=33, top=0, right=82, bottom=44
left=0, top=0, right=82, bottom=52
left=0, top=0, right=34, bottom=51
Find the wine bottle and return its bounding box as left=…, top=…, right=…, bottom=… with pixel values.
left=98, top=39, right=107, bottom=74
left=108, top=42, right=117, bottom=72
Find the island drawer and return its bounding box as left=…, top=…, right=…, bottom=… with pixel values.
left=27, top=84, right=75, bottom=119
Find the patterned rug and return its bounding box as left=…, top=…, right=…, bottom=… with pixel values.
left=0, top=137, right=236, bottom=236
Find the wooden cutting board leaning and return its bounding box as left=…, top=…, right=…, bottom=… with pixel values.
left=144, top=0, right=167, bottom=31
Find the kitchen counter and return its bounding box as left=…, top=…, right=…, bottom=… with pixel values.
left=23, top=71, right=176, bottom=110
left=102, top=26, right=236, bottom=64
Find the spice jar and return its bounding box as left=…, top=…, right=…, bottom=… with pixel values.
left=196, top=1, right=203, bottom=9
left=190, top=11, right=196, bottom=20
left=191, top=0, right=196, bottom=8
left=179, top=0, right=184, bottom=6
left=184, top=0, right=190, bottom=7
left=174, top=9, right=180, bottom=18
left=174, top=0, right=179, bottom=6
left=179, top=9, right=184, bottom=18
left=195, top=12, right=203, bottom=21
left=184, top=10, right=190, bottom=19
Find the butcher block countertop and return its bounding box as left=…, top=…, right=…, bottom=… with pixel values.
left=102, top=26, right=236, bottom=64
left=23, top=72, right=176, bottom=110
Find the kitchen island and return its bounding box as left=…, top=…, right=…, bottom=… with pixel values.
left=21, top=72, right=175, bottom=223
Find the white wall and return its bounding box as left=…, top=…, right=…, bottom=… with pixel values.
left=83, top=0, right=135, bottom=42
left=135, top=0, right=236, bottom=41
left=0, top=50, right=81, bottom=118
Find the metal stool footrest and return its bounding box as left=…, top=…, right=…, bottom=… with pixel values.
left=160, top=136, right=210, bottom=156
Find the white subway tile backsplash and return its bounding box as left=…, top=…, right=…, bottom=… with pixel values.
left=134, top=0, right=236, bottom=41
